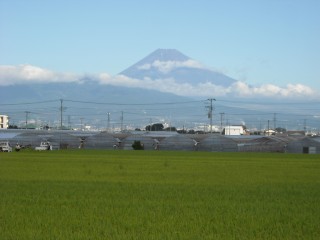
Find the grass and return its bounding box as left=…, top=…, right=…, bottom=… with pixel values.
left=0, top=150, right=320, bottom=239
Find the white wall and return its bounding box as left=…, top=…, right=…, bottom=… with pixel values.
left=223, top=126, right=244, bottom=135
left=0, top=115, right=9, bottom=129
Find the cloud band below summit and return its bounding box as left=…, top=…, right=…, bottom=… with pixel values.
left=0, top=64, right=317, bottom=99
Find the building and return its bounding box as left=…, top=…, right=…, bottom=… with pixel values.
left=222, top=125, right=246, bottom=135
left=286, top=136, right=320, bottom=154
left=0, top=115, right=9, bottom=129
left=197, top=135, right=238, bottom=152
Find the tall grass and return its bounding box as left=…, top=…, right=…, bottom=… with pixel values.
left=0, top=151, right=319, bottom=239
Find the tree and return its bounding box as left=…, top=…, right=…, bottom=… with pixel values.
left=177, top=129, right=187, bottom=134
left=164, top=127, right=177, bottom=132
left=145, top=123, right=164, bottom=131
left=275, top=127, right=286, bottom=133
left=43, top=125, right=50, bottom=130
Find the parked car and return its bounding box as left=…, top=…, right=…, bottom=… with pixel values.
left=35, top=141, right=52, bottom=151
left=0, top=142, right=13, bottom=152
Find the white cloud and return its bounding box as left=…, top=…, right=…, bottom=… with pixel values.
left=230, top=82, right=316, bottom=98
left=137, top=59, right=205, bottom=74
left=1, top=64, right=318, bottom=100
left=97, top=74, right=318, bottom=99
left=98, top=73, right=147, bottom=88
left=0, top=64, right=78, bottom=86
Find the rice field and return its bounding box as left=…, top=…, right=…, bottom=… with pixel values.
left=0, top=150, right=319, bottom=239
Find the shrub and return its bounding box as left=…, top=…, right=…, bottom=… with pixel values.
left=132, top=140, right=144, bottom=150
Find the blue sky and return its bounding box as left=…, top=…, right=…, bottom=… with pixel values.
left=1, top=0, right=320, bottom=96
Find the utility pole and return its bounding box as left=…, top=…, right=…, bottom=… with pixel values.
left=80, top=118, right=84, bottom=131
left=273, top=113, right=277, bottom=131
left=259, top=119, right=262, bottom=134
left=207, top=98, right=215, bottom=134
left=227, top=118, right=230, bottom=135
left=107, top=112, right=110, bottom=132
left=60, top=99, right=63, bottom=130
left=68, top=115, right=71, bottom=130
left=220, top=112, right=225, bottom=134
left=120, top=111, right=123, bottom=132
left=148, top=118, right=152, bottom=132
left=25, top=111, right=30, bottom=129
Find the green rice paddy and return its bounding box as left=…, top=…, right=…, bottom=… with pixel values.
left=0, top=150, right=319, bottom=239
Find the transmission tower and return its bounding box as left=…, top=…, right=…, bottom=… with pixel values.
left=206, top=98, right=216, bottom=134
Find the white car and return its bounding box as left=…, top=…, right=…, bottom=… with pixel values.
left=35, top=141, right=52, bottom=151
left=0, top=142, right=13, bottom=152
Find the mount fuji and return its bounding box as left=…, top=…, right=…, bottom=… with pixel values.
left=1, top=49, right=318, bottom=130
left=119, top=49, right=236, bottom=87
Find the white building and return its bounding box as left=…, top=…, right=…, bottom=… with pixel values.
left=222, top=125, right=246, bottom=135
left=0, top=115, right=9, bottom=129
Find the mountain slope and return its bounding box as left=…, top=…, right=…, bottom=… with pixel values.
left=0, top=81, right=192, bottom=104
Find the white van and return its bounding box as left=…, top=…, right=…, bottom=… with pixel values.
left=0, top=142, right=13, bottom=152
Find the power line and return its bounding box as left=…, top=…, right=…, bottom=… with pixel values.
left=0, top=100, right=58, bottom=106
left=64, top=99, right=205, bottom=106
left=217, top=99, right=320, bottom=105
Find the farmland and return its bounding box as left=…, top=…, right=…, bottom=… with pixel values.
left=0, top=150, right=319, bottom=239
